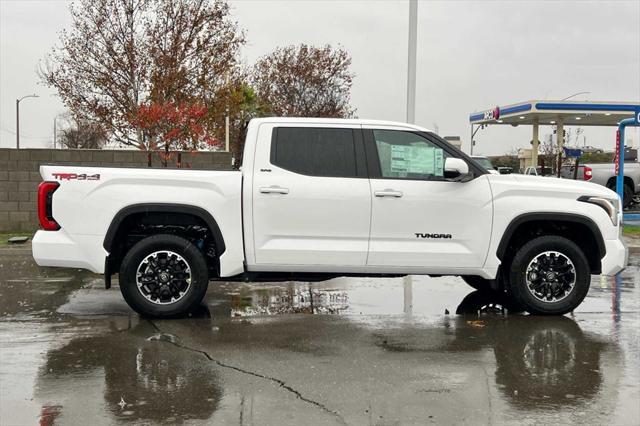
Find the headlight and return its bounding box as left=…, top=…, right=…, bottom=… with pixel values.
left=578, top=196, right=620, bottom=226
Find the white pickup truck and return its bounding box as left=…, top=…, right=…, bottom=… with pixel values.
left=561, top=162, right=640, bottom=208
left=33, top=118, right=627, bottom=318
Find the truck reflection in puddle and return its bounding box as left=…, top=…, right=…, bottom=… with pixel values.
left=35, top=318, right=222, bottom=424
left=31, top=286, right=623, bottom=424
left=377, top=289, right=614, bottom=412
left=229, top=285, right=349, bottom=317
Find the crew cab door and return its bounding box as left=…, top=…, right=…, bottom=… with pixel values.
left=251, top=123, right=371, bottom=267
left=365, top=128, right=493, bottom=270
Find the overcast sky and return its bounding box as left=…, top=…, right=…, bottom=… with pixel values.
left=1, top=0, right=639, bottom=155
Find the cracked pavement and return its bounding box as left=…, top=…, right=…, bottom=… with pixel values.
left=1, top=244, right=639, bottom=425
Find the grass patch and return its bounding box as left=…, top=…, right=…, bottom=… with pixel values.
left=0, top=232, right=34, bottom=245
left=623, top=225, right=640, bottom=237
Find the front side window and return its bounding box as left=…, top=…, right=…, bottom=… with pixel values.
left=271, top=127, right=357, bottom=177
left=373, top=130, right=447, bottom=180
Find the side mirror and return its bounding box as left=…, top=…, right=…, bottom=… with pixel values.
left=444, top=157, right=472, bottom=181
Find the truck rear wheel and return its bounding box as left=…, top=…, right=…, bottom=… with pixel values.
left=119, top=234, right=209, bottom=318
left=508, top=236, right=590, bottom=315
left=607, top=181, right=634, bottom=208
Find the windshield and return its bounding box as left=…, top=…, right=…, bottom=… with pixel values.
left=473, top=157, right=494, bottom=170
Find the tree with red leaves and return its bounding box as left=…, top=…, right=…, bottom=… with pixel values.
left=130, top=102, right=221, bottom=166
left=40, top=0, right=244, bottom=149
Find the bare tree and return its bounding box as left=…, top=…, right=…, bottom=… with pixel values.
left=56, top=116, right=107, bottom=149
left=252, top=44, right=355, bottom=118
left=40, top=0, right=245, bottom=149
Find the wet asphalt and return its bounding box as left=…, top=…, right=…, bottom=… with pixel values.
left=0, top=245, right=638, bottom=426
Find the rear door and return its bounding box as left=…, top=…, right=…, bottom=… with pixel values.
left=251, top=123, right=371, bottom=268
left=365, top=127, right=493, bottom=270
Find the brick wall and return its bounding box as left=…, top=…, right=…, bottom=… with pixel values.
left=0, top=148, right=233, bottom=232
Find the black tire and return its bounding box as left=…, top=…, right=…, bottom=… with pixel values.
left=455, top=290, right=525, bottom=316
left=461, top=275, right=491, bottom=291
left=607, top=181, right=633, bottom=208
left=461, top=275, right=525, bottom=313
left=119, top=234, right=209, bottom=318
left=508, top=235, right=590, bottom=315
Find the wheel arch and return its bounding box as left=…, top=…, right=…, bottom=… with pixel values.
left=103, top=203, right=226, bottom=255
left=103, top=203, right=227, bottom=288
left=606, top=175, right=634, bottom=189
left=496, top=213, right=605, bottom=274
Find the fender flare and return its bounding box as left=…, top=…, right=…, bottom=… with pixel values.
left=103, top=203, right=226, bottom=255
left=496, top=212, right=605, bottom=261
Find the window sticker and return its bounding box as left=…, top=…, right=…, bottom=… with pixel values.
left=390, top=145, right=409, bottom=175
left=434, top=149, right=444, bottom=177
left=377, top=138, right=445, bottom=178
left=407, top=146, right=434, bottom=174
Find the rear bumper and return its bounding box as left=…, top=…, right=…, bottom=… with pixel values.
left=32, top=230, right=106, bottom=273
left=600, top=238, right=628, bottom=276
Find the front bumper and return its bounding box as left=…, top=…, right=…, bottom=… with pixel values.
left=600, top=237, right=628, bottom=276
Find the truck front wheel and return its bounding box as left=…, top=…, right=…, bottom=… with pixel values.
left=119, top=234, right=209, bottom=318
left=508, top=236, right=590, bottom=315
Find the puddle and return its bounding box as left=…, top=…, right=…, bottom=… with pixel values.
left=228, top=286, right=349, bottom=317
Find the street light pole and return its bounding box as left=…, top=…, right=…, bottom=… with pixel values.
left=561, top=91, right=591, bottom=101
left=16, top=99, right=19, bottom=149
left=406, top=0, right=418, bottom=124
left=16, top=94, right=39, bottom=149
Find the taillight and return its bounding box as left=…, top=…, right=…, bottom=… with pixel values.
left=38, top=181, right=60, bottom=231
left=583, top=166, right=592, bottom=181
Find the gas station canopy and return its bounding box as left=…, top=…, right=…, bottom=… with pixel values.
left=468, top=99, right=640, bottom=220
left=468, top=100, right=640, bottom=171
left=469, top=100, right=639, bottom=127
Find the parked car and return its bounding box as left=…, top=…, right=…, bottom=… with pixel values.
left=581, top=146, right=604, bottom=154
left=560, top=162, right=640, bottom=208
left=523, top=166, right=554, bottom=177
left=471, top=156, right=499, bottom=174
left=33, top=118, right=627, bottom=318
left=496, top=166, right=513, bottom=174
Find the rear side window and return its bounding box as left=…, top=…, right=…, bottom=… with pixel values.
left=271, top=127, right=358, bottom=177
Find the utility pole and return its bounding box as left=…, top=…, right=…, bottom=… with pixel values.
left=16, top=94, right=39, bottom=149
left=225, top=110, right=230, bottom=152
left=225, top=72, right=230, bottom=152
left=53, top=117, right=57, bottom=149
left=16, top=100, right=19, bottom=149
left=406, top=0, right=418, bottom=124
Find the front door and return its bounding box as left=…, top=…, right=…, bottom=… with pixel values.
left=252, top=124, right=371, bottom=267
left=365, top=128, right=493, bottom=270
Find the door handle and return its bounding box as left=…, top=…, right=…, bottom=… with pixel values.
left=374, top=189, right=403, bottom=198
left=259, top=185, right=289, bottom=194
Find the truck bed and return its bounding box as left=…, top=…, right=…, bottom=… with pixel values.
left=32, top=165, right=244, bottom=275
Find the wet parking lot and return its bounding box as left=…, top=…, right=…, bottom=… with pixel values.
left=0, top=245, right=638, bottom=425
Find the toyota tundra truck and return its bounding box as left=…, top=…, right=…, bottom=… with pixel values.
left=32, top=118, right=627, bottom=318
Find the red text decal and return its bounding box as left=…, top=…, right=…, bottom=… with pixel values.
left=52, top=173, right=101, bottom=181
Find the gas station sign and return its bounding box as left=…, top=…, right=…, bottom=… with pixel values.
left=483, top=106, right=500, bottom=121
